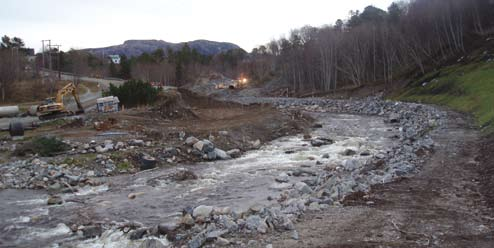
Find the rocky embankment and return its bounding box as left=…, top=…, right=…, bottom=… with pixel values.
left=70, top=96, right=446, bottom=248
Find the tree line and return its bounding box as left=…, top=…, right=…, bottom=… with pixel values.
left=0, top=35, right=30, bottom=102
left=244, top=0, right=494, bottom=94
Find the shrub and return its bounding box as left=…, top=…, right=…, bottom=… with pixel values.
left=14, top=136, right=69, bottom=157
left=104, top=80, right=160, bottom=108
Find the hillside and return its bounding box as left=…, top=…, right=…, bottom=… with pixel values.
left=84, top=39, right=242, bottom=57
left=394, top=47, right=494, bottom=133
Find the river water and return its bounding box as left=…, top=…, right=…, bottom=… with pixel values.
left=0, top=113, right=398, bottom=247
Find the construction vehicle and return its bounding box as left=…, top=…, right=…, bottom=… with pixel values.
left=37, top=82, right=85, bottom=120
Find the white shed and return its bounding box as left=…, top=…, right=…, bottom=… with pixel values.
left=96, top=96, right=120, bottom=113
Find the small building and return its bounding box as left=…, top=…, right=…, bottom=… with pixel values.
left=96, top=96, right=120, bottom=113
left=108, top=55, right=121, bottom=64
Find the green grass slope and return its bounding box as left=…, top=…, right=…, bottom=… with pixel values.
left=395, top=62, right=494, bottom=133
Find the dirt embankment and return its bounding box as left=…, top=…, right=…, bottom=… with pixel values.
left=3, top=89, right=312, bottom=174
left=479, top=133, right=494, bottom=209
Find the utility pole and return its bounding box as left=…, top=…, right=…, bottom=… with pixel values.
left=48, top=40, right=52, bottom=72
left=49, top=44, right=61, bottom=80
left=41, top=39, right=50, bottom=70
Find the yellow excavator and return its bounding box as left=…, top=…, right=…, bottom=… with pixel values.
left=37, top=82, right=85, bottom=120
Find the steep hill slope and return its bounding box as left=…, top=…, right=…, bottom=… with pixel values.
left=395, top=55, right=494, bottom=133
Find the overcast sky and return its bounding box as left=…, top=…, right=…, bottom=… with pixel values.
left=1, top=0, right=395, bottom=52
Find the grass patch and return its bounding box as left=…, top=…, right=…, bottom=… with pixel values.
left=13, top=136, right=69, bottom=157
left=395, top=62, right=494, bottom=133
left=117, top=161, right=131, bottom=171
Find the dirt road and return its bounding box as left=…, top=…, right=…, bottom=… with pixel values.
left=270, top=111, right=494, bottom=247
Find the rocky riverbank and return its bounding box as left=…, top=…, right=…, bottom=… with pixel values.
left=66, top=96, right=446, bottom=248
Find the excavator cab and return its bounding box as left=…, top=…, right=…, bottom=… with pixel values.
left=43, top=97, right=56, bottom=105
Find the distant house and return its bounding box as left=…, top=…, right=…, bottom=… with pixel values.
left=108, top=55, right=121, bottom=64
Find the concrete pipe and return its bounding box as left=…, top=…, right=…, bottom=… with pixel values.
left=0, top=106, right=20, bottom=118
left=9, top=121, right=24, bottom=137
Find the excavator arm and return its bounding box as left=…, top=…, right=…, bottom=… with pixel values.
left=55, top=83, right=84, bottom=113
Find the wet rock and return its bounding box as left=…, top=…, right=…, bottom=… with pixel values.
left=129, top=227, right=148, bottom=240
left=128, top=192, right=145, bottom=200
left=188, top=230, right=207, bottom=248
left=181, top=214, right=195, bottom=226
left=95, top=145, right=108, bottom=153
left=291, top=230, right=299, bottom=240
left=157, top=223, right=178, bottom=235
left=214, top=148, right=231, bottom=160
left=389, top=113, right=401, bottom=123
left=342, top=149, right=357, bottom=156
left=185, top=136, right=199, bottom=146
left=206, top=229, right=228, bottom=240
left=171, top=169, right=198, bottom=181
left=115, top=141, right=125, bottom=149
left=47, top=182, right=62, bottom=191
left=82, top=225, right=102, bottom=238
left=226, top=149, right=241, bottom=158
left=308, top=202, right=320, bottom=211
left=360, top=150, right=371, bottom=156
left=375, top=153, right=386, bottom=159
left=312, top=123, right=323, bottom=128
left=322, top=153, right=330, bottom=159
left=217, top=215, right=238, bottom=231
left=213, top=207, right=232, bottom=215
left=139, top=239, right=166, bottom=248
left=246, top=215, right=268, bottom=233
left=310, top=138, right=333, bottom=147
left=249, top=203, right=264, bottom=213
left=215, top=237, right=230, bottom=246
left=130, top=139, right=145, bottom=147
left=252, top=139, right=261, bottom=148
left=275, top=172, right=290, bottom=183
left=343, top=159, right=361, bottom=171
left=194, top=140, right=215, bottom=153
left=292, top=168, right=317, bottom=177
left=163, top=147, right=178, bottom=158
left=270, top=182, right=292, bottom=190
left=193, top=205, right=213, bottom=219
left=247, top=240, right=258, bottom=246
left=295, top=182, right=312, bottom=194
left=205, top=151, right=217, bottom=160
left=47, top=195, right=63, bottom=205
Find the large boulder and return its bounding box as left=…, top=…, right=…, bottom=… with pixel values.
left=185, top=136, right=199, bottom=146
left=214, top=148, right=231, bottom=160
left=193, top=140, right=215, bottom=153
left=226, top=149, right=241, bottom=158
left=295, top=182, right=312, bottom=194
left=310, top=138, right=334, bottom=147
left=193, top=205, right=213, bottom=219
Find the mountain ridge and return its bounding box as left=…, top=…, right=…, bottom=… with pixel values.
left=84, top=39, right=242, bottom=57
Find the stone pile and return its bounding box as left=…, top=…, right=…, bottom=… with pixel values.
left=184, top=136, right=236, bottom=161
left=0, top=158, right=105, bottom=190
